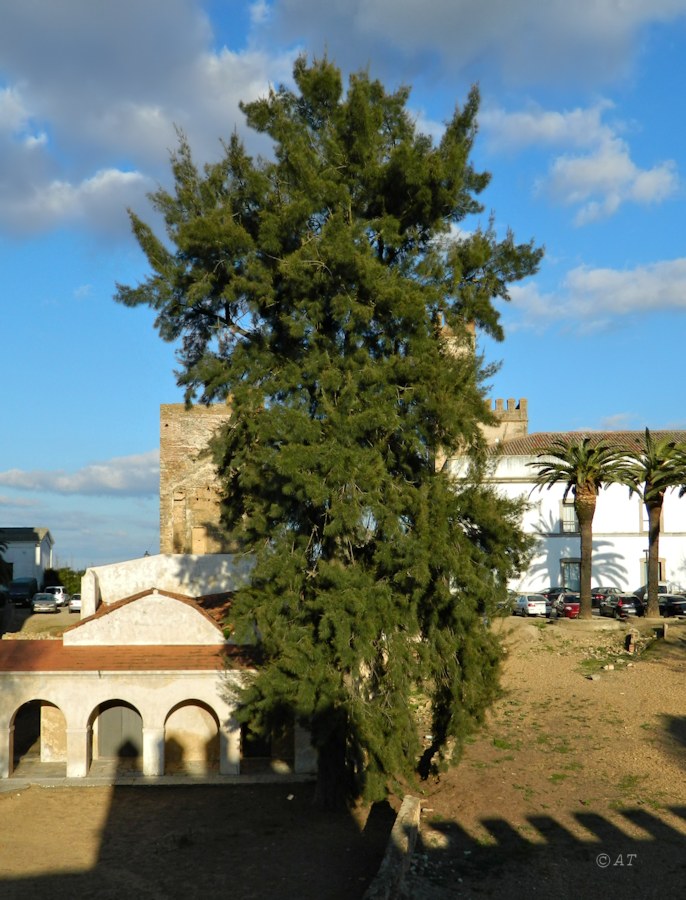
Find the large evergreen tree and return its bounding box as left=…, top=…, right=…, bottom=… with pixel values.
left=116, top=57, right=542, bottom=807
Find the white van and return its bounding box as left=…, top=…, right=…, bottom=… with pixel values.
left=43, top=586, right=70, bottom=607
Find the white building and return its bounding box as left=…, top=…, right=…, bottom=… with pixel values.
left=0, top=553, right=315, bottom=781
left=446, top=430, right=686, bottom=593
left=0, top=527, right=54, bottom=584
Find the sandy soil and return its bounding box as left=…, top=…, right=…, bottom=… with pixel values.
left=405, top=614, right=686, bottom=898
left=3, top=608, right=685, bottom=899
left=0, top=781, right=394, bottom=899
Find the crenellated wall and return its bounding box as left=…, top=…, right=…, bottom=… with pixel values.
left=481, top=398, right=528, bottom=446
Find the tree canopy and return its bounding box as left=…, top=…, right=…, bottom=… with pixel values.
left=116, top=57, right=542, bottom=807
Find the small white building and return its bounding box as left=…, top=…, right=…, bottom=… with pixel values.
left=0, top=527, right=54, bottom=584
left=0, top=554, right=315, bottom=781
left=446, top=431, right=686, bottom=593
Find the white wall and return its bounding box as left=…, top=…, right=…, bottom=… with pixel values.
left=81, top=553, right=253, bottom=618
left=448, top=454, right=686, bottom=593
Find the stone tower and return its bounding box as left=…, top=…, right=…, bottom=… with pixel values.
left=159, top=403, right=233, bottom=554
left=481, top=398, right=528, bottom=446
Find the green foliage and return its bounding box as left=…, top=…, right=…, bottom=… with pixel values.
left=116, top=57, right=542, bottom=807
left=44, top=567, right=84, bottom=595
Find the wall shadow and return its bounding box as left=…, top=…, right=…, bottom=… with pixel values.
left=406, top=803, right=686, bottom=898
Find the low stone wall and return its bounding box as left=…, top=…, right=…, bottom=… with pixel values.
left=363, top=795, right=421, bottom=900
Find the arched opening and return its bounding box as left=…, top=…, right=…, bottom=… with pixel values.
left=11, top=700, right=67, bottom=776
left=164, top=700, right=220, bottom=775
left=240, top=716, right=295, bottom=774
left=89, top=700, right=143, bottom=774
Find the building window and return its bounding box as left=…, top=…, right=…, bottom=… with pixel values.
left=560, top=500, right=579, bottom=533
left=561, top=560, right=581, bottom=592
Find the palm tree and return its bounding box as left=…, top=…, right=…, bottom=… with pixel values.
left=622, top=429, right=686, bottom=618
left=529, top=436, right=632, bottom=620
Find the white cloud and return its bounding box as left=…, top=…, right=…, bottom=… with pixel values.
left=0, top=450, right=160, bottom=497
left=482, top=101, right=679, bottom=223
left=260, top=0, right=686, bottom=85
left=0, top=1, right=294, bottom=235
left=546, top=138, right=678, bottom=224
left=481, top=100, right=615, bottom=151
left=508, top=258, right=686, bottom=332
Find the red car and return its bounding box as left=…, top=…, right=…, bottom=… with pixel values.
left=552, top=592, right=580, bottom=618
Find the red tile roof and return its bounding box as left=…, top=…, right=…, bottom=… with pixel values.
left=493, top=430, right=686, bottom=457
left=0, top=640, right=255, bottom=673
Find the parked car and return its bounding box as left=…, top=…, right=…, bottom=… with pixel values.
left=9, top=577, right=38, bottom=608
left=551, top=592, right=581, bottom=619
left=44, top=586, right=69, bottom=607
left=599, top=592, right=643, bottom=619
left=513, top=593, right=547, bottom=617
left=31, top=592, right=59, bottom=614
left=632, top=582, right=682, bottom=601
left=69, top=593, right=82, bottom=614
left=541, top=586, right=567, bottom=602
left=591, top=586, right=621, bottom=608
left=657, top=594, right=686, bottom=618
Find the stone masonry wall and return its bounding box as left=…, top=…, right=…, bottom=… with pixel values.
left=159, top=403, right=233, bottom=554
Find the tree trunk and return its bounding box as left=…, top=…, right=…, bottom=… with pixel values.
left=313, top=729, right=350, bottom=811
left=575, top=488, right=596, bottom=620
left=645, top=500, right=662, bottom=619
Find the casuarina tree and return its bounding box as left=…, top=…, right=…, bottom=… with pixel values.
left=116, top=57, right=542, bottom=808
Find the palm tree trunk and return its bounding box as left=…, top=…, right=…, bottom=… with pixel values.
left=575, top=489, right=596, bottom=620
left=645, top=500, right=662, bottom=618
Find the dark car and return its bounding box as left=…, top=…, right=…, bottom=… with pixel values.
left=658, top=594, right=686, bottom=618
left=591, top=586, right=621, bottom=608
left=599, top=592, right=643, bottom=619
left=541, top=587, right=568, bottom=609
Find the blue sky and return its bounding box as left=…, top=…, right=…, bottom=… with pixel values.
left=2, top=1, right=686, bottom=569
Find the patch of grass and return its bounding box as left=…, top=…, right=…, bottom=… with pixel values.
left=617, top=774, right=645, bottom=793
left=492, top=737, right=519, bottom=751
left=549, top=772, right=569, bottom=784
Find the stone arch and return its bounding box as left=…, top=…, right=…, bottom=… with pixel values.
left=164, top=700, right=220, bottom=774
left=240, top=714, right=295, bottom=774
left=11, top=699, right=67, bottom=776
left=89, top=699, right=143, bottom=774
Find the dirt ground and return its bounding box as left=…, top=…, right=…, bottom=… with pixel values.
left=0, top=782, right=395, bottom=899
left=2, top=610, right=686, bottom=899
left=405, top=614, right=686, bottom=899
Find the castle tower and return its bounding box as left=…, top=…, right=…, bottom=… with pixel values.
left=481, top=398, right=528, bottom=446
left=159, top=403, right=233, bottom=554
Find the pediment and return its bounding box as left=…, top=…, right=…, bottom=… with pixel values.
left=63, top=589, right=225, bottom=647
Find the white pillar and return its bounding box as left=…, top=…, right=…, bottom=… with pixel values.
left=66, top=727, right=91, bottom=778
left=219, top=718, right=240, bottom=775
left=143, top=726, right=165, bottom=776
left=0, top=724, right=14, bottom=778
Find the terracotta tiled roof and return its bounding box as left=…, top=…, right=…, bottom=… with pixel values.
left=0, top=640, right=256, bottom=673
left=492, top=430, right=686, bottom=457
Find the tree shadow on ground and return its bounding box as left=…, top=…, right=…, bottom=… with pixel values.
left=0, top=781, right=395, bottom=900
